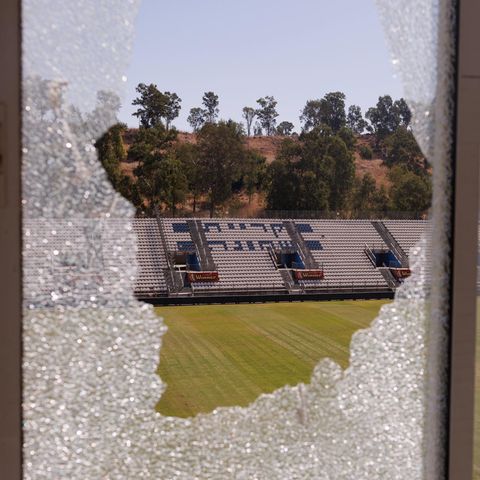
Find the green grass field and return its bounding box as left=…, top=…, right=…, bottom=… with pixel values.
left=155, top=299, right=480, bottom=478
left=155, top=300, right=387, bottom=417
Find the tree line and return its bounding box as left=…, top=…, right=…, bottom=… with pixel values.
left=131, top=83, right=414, bottom=138
left=96, top=85, right=431, bottom=217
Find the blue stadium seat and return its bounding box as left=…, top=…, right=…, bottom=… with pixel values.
left=250, top=223, right=268, bottom=232
left=172, top=223, right=189, bottom=233
left=203, top=222, right=222, bottom=233
left=305, top=240, right=323, bottom=251
left=259, top=240, right=273, bottom=250
left=233, top=241, right=244, bottom=251
left=177, top=241, right=195, bottom=251
left=271, top=223, right=284, bottom=237
left=296, top=223, right=314, bottom=233
left=208, top=240, right=228, bottom=250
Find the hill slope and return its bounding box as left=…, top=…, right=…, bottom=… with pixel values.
left=121, top=130, right=391, bottom=188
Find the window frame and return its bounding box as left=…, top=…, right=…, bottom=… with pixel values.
left=0, top=0, right=477, bottom=478
left=0, top=0, right=22, bottom=478
left=447, top=0, right=480, bottom=477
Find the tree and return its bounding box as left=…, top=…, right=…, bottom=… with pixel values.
left=384, top=126, right=425, bottom=173
left=130, top=124, right=178, bottom=213
left=253, top=122, right=263, bottom=136
left=197, top=121, right=247, bottom=217
left=132, top=83, right=168, bottom=128
left=300, top=100, right=323, bottom=132
left=242, top=107, right=256, bottom=136
left=366, top=95, right=395, bottom=136
left=87, top=90, right=122, bottom=134
left=326, top=136, right=355, bottom=211
left=266, top=157, right=329, bottom=212
left=300, top=125, right=335, bottom=172
left=359, top=144, right=373, bottom=159
left=95, top=122, right=127, bottom=190
left=187, top=107, right=206, bottom=132
left=24, top=75, right=59, bottom=120
left=266, top=137, right=330, bottom=212
left=351, top=173, right=378, bottom=212
left=395, top=98, right=412, bottom=128
left=202, top=91, right=220, bottom=123
left=389, top=166, right=431, bottom=214
left=320, top=91, right=346, bottom=133
left=351, top=174, right=391, bottom=214
left=225, top=119, right=245, bottom=136
left=176, top=143, right=204, bottom=213
left=347, top=105, right=368, bottom=134
left=256, top=96, right=278, bottom=136
left=276, top=121, right=295, bottom=136
left=300, top=92, right=346, bottom=133
left=163, top=92, right=182, bottom=130
left=95, top=90, right=122, bottom=114
left=266, top=157, right=301, bottom=211
left=372, top=185, right=390, bottom=213
left=131, top=83, right=181, bottom=129
left=128, top=123, right=177, bottom=162
left=366, top=95, right=412, bottom=137
left=242, top=152, right=267, bottom=203
left=295, top=170, right=330, bottom=211
left=337, top=126, right=356, bottom=151
left=156, top=155, right=188, bottom=216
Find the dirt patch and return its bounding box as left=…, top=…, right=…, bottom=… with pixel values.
left=245, top=135, right=292, bottom=164
left=119, top=160, right=139, bottom=178
left=354, top=156, right=390, bottom=188
left=353, top=135, right=390, bottom=188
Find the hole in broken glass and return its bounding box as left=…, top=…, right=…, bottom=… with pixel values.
left=22, top=0, right=451, bottom=476
left=88, top=0, right=433, bottom=419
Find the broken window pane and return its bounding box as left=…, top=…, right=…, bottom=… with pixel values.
left=22, top=0, right=455, bottom=478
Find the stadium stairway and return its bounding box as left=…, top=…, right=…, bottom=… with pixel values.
left=187, top=219, right=217, bottom=271
left=279, top=269, right=303, bottom=294
left=364, top=243, right=400, bottom=290
left=155, top=216, right=188, bottom=294
left=371, top=221, right=409, bottom=268
left=283, top=221, right=320, bottom=269
left=378, top=268, right=401, bottom=289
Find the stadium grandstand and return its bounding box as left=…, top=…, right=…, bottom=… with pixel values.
left=24, top=217, right=433, bottom=306
left=24, top=217, right=429, bottom=305
left=133, top=217, right=431, bottom=304
left=23, top=217, right=433, bottom=306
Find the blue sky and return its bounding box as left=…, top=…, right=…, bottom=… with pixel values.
left=119, top=0, right=403, bottom=132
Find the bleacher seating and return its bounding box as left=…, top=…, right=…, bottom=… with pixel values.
left=23, top=217, right=434, bottom=304
left=135, top=218, right=432, bottom=297
left=23, top=218, right=144, bottom=306
left=383, top=220, right=431, bottom=255
left=300, top=220, right=389, bottom=290
left=133, top=218, right=168, bottom=297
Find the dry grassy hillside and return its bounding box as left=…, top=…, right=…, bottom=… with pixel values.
left=121, top=129, right=391, bottom=188
left=354, top=136, right=391, bottom=189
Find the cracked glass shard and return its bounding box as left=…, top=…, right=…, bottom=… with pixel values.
left=22, top=0, right=455, bottom=478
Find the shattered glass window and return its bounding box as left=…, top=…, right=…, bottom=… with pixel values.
left=22, top=0, right=456, bottom=478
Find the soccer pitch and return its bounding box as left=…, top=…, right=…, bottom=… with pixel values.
left=155, top=300, right=388, bottom=418
left=155, top=299, right=480, bottom=476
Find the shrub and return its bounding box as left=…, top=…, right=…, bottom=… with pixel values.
left=359, top=144, right=373, bottom=160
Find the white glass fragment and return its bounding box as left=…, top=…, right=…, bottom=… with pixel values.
left=374, top=1, right=456, bottom=476
left=22, top=0, right=455, bottom=478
